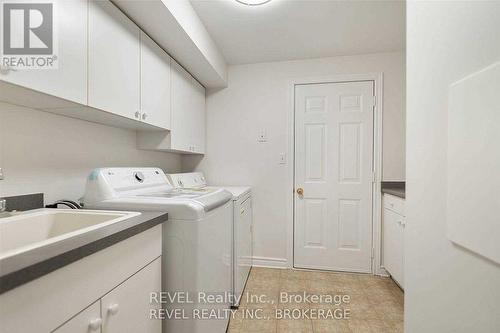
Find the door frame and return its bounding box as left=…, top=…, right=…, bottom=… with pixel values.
left=285, top=73, right=386, bottom=276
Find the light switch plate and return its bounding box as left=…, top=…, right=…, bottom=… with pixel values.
left=258, top=129, right=267, bottom=142
left=279, top=153, right=287, bottom=165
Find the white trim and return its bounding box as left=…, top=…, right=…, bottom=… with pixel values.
left=285, top=73, right=385, bottom=275
left=292, top=265, right=371, bottom=275
left=252, top=256, right=288, bottom=269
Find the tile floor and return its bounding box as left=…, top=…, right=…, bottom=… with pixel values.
left=228, top=267, right=404, bottom=333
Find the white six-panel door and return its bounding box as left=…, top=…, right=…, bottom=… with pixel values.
left=294, top=81, right=374, bottom=273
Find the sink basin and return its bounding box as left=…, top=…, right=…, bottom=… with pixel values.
left=0, top=209, right=140, bottom=260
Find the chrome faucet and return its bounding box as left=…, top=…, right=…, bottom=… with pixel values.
left=0, top=199, right=17, bottom=218
left=0, top=198, right=11, bottom=218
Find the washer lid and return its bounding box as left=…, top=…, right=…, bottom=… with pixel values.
left=212, top=186, right=251, bottom=201
left=137, top=188, right=232, bottom=212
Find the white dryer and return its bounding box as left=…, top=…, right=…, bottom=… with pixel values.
left=166, top=172, right=253, bottom=308
left=82, top=168, right=233, bottom=333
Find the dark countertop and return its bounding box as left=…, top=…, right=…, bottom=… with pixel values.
left=0, top=210, right=168, bottom=294
left=381, top=181, right=405, bottom=199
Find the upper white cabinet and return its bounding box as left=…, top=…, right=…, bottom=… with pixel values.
left=140, top=32, right=171, bottom=130
left=171, top=60, right=206, bottom=153
left=190, top=73, right=206, bottom=154
left=382, top=194, right=405, bottom=289
left=88, top=0, right=140, bottom=120
left=0, top=0, right=87, bottom=105
left=137, top=60, right=206, bottom=154
left=0, top=0, right=204, bottom=148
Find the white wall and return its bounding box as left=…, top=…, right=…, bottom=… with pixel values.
left=183, top=52, right=405, bottom=265
left=0, top=103, right=181, bottom=204
left=406, top=2, right=500, bottom=332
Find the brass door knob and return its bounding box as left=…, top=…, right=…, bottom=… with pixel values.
left=296, top=188, right=304, bottom=195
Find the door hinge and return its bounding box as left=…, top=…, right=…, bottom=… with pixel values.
left=372, top=172, right=377, bottom=183
left=372, top=96, right=377, bottom=107
left=371, top=247, right=375, bottom=259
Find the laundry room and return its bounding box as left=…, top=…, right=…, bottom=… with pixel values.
left=1, top=1, right=499, bottom=333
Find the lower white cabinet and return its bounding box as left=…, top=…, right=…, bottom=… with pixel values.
left=0, top=225, right=162, bottom=333
left=53, top=301, right=102, bottom=333
left=53, top=258, right=161, bottom=333
left=101, top=258, right=161, bottom=333
left=382, top=194, right=405, bottom=288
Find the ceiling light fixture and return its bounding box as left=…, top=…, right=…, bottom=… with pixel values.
left=235, top=0, right=272, bottom=6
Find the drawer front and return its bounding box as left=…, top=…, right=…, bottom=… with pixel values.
left=383, top=194, right=405, bottom=216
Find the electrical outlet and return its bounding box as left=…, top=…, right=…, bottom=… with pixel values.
left=258, top=129, right=267, bottom=142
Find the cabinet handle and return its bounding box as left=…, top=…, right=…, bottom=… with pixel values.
left=142, top=113, right=148, bottom=120
left=88, top=318, right=102, bottom=331
left=134, top=111, right=140, bottom=119
left=108, top=303, right=120, bottom=315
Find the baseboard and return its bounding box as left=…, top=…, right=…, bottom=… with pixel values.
left=252, top=256, right=288, bottom=269
left=376, top=266, right=390, bottom=277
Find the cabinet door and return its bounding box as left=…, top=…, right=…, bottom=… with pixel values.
left=191, top=78, right=206, bottom=154
left=400, top=217, right=405, bottom=288
left=171, top=60, right=206, bottom=153
left=383, top=208, right=404, bottom=287
left=52, top=301, right=101, bottom=333
left=101, top=257, right=161, bottom=333
left=88, top=0, right=140, bottom=120
left=140, top=32, right=171, bottom=129
left=0, top=0, right=87, bottom=104
left=170, top=60, right=194, bottom=152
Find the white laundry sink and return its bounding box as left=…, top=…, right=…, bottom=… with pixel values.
left=0, top=209, right=140, bottom=260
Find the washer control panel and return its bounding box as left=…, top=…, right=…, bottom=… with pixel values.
left=167, top=172, right=207, bottom=189
left=90, top=168, right=169, bottom=190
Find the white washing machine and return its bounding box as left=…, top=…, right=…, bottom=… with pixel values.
left=166, top=172, right=253, bottom=308
left=82, top=168, right=233, bottom=333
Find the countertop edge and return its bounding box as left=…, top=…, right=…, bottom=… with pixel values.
left=381, top=188, right=406, bottom=199
left=0, top=211, right=168, bottom=295
left=381, top=181, right=405, bottom=199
